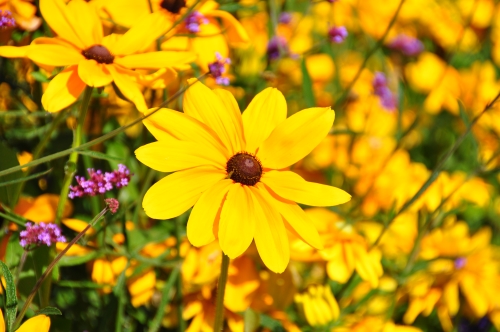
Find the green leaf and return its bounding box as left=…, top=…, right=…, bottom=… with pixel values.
left=58, top=251, right=99, bottom=266
left=0, top=169, right=52, bottom=188
left=0, top=261, right=18, bottom=332
left=301, top=58, right=316, bottom=108
left=77, top=150, right=124, bottom=162
left=0, top=144, right=23, bottom=208
left=244, top=308, right=260, bottom=332
left=30, top=71, right=50, bottom=83
left=35, top=307, right=62, bottom=316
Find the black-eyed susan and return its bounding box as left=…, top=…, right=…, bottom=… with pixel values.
left=135, top=79, right=351, bottom=273
left=0, top=0, right=196, bottom=112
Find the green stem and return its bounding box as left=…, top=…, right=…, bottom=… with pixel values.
left=0, top=76, right=206, bottom=178
left=148, top=266, right=180, bottom=332
left=13, top=206, right=110, bottom=330
left=15, top=251, right=28, bottom=287
left=213, top=254, right=230, bottom=332
left=175, top=219, right=185, bottom=332
left=55, top=86, right=93, bottom=224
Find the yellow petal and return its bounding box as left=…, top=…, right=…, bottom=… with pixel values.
left=242, top=87, right=287, bottom=154
left=61, top=218, right=95, bottom=235
left=143, top=108, right=229, bottom=158
left=26, top=44, right=84, bottom=66
left=135, top=140, right=226, bottom=173
left=41, top=65, right=86, bottom=112
left=77, top=60, right=113, bottom=87
left=17, top=315, right=51, bottom=332
left=257, top=183, right=322, bottom=249
left=250, top=187, right=290, bottom=273
left=183, top=79, right=244, bottom=154
left=262, top=170, right=351, bottom=207
left=66, top=0, right=102, bottom=47
left=258, top=107, right=334, bottom=169
left=207, top=10, right=249, bottom=45
left=187, top=22, right=228, bottom=71
left=212, top=89, right=245, bottom=151
left=443, top=281, right=459, bottom=316
left=353, top=246, right=380, bottom=288
left=40, top=0, right=86, bottom=49
left=0, top=46, right=30, bottom=58
left=112, top=12, right=171, bottom=56
left=187, top=179, right=233, bottom=247
left=143, top=167, right=226, bottom=220
left=115, top=51, right=196, bottom=70
left=326, top=255, right=351, bottom=283
left=0, top=310, right=4, bottom=332
left=108, top=65, right=147, bottom=112
left=218, top=184, right=255, bottom=258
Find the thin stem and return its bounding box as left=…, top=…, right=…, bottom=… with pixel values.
left=55, top=86, right=93, bottom=224
left=334, top=0, right=406, bottom=108
left=213, top=254, right=230, bottom=332
left=15, top=251, right=28, bottom=287
left=148, top=266, right=181, bottom=332
left=13, top=207, right=109, bottom=330
left=0, top=75, right=207, bottom=179
left=175, top=219, right=185, bottom=332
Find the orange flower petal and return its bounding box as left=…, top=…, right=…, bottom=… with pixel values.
left=41, top=65, right=85, bottom=112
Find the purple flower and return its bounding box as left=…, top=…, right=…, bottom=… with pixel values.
left=328, top=26, right=348, bottom=43
left=105, top=198, right=120, bottom=214
left=0, top=10, right=15, bottom=29
left=388, top=34, right=424, bottom=56
left=184, top=11, right=208, bottom=34
left=68, top=164, right=132, bottom=199
left=267, top=36, right=290, bottom=61
left=454, top=257, right=467, bottom=269
left=20, top=222, right=66, bottom=248
left=279, top=12, right=293, bottom=24
left=208, top=52, right=231, bottom=86
left=372, top=72, right=397, bottom=111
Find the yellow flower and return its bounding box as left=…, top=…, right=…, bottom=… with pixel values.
left=0, top=0, right=196, bottom=112
left=0, top=311, right=50, bottom=332
left=291, top=208, right=383, bottom=287
left=136, top=79, right=350, bottom=273
left=294, top=284, right=340, bottom=327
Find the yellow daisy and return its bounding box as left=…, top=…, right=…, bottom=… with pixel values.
left=0, top=310, right=50, bottom=332
left=0, top=0, right=196, bottom=112
left=135, top=79, right=351, bottom=273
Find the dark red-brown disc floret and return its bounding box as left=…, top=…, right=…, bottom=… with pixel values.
left=82, top=45, right=114, bottom=64
left=226, top=152, right=263, bottom=186
left=160, top=0, right=186, bottom=14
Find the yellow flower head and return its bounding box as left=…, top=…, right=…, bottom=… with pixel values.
left=0, top=310, right=50, bottom=332
left=0, top=0, right=196, bottom=112
left=136, top=79, right=351, bottom=273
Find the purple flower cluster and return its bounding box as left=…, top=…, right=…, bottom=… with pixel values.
left=184, top=11, right=208, bottom=34
left=208, top=52, right=231, bottom=86
left=68, top=164, right=131, bottom=199
left=328, top=26, right=348, bottom=43
left=20, top=222, right=66, bottom=248
left=372, top=72, right=397, bottom=111
left=105, top=198, right=120, bottom=214
left=0, top=10, right=15, bottom=29
left=388, top=34, right=424, bottom=56
left=267, top=36, right=290, bottom=61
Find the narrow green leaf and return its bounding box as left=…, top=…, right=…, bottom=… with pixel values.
left=301, top=58, right=316, bottom=108
left=77, top=150, right=124, bottom=162
left=0, top=144, right=23, bottom=208
left=0, top=261, right=18, bottom=332
left=0, top=169, right=52, bottom=188
left=35, top=307, right=62, bottom=316
left=30, top=71, right=50, bottom=83
left=244, top=308, right=260, bottom=332
left=148, top=266, right=180, bottom=332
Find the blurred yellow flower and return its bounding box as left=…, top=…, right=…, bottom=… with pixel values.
left=136, top=79, right=350, bottom=273
left=0, top=311, right=50, bottom=332
left=0, top=0, right=196, bottom=112
left=294, top=284, right=340, bottom=327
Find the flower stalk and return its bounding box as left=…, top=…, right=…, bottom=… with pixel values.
left=12, top=205, right=111, bottom=330
left=213, top=253, right=230, bottom=332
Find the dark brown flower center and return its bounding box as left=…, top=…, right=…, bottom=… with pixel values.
left=82, top=45, right=114, bottom=64
left=160, top=0, right=186, bottom=14
left=226, top=152, right=262, bottom=186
